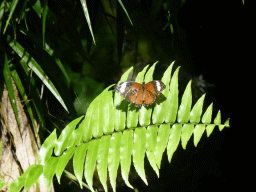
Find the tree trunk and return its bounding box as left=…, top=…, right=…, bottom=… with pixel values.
left=0, top=82, right=54, bottom=192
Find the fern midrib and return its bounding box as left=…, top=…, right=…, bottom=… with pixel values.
left=80, top=122, right=227, bottom=145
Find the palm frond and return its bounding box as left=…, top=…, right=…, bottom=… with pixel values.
left=9, top=61, right=230, bottom=192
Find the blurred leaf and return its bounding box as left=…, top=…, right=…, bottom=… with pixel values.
left=224, top=118, right=230, bottom=127
left=20, top=29, right=70, bottom=83
left=7, top=35, right=69, bottom=112
left=150, top=0, right=164, bottom=19
left=19, top=0, right=28, bottom=21
left=18, top=56, right=46, bottom=129
left=3, top=53, right=21, bottom=130
left=3, top=0, right=19, bottom=33
left=118, top=0, right=133, bottom=25
left=80, top=0, right=95, bottom=44
left=0, top=141, right=2, bottom=159
left=32, top=0, right=42, bottom=17
left=0, top=1, right=5, bottom=33
left=42, top=0, right=49, bottom=48
left=0, top=181, right=5, bottom=191
left=73, top=75, right=104, bottom=117
left=10, top=69, right=38, bottom=132
left=117, top=1, right=124, bottom=65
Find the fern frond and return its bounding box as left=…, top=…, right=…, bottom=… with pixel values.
left=9, top=61, right=230, bottom=192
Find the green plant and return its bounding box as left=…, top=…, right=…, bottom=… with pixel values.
left=9, top=62, right=230, bottom=192
left=0, top=142, right=6, bottom=191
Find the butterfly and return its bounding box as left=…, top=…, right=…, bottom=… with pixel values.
left=115, top=80, right=166, bottom=107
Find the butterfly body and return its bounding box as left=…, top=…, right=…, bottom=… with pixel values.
left=115, top=80, right=166, bottom=107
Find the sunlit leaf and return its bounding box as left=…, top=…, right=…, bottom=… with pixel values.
left=84, top=139, right=100, bottom=192
left=97, top=135, right=111, bottom=192
left=38, top=129, right=57, bottom=165
left=178, top=80, right=192, bottom=123
left=24, top=165, right=43, bottom=191
left=73, top=143, right=89, bottom=188
left=181, top=124, right=194, bottom=149
left=120, top=130, right=133, bottom=189
left=154, top=124, right=171, bottom=168
left=56, top=146, right=76, bottom=183
left=108, top=132, right=122, bottom=192
left=9, top=165, right=36, bottom=192
left=133, top=128, right=147, bottom=185
left=43, top=157, right=60, bottom=190
left=145, top=126, right=159, bottom=177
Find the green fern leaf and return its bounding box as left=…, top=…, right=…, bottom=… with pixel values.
left=84, top=139, right=100, bottom=192
left=153, top=62, right=174, bottom=124
left=167, top=124, right=182, bottom=162
left=155, top=124, right=171, bottom=168
left=55, top=146, right=76, bottom=183
left=120, top=130, right=133, bottom=188
left=108, top=132, right=122, bottom=192
left=165, top=65, right=180, bottom=123
left=43, top=157, right=59, bottom=189
left=114, top=67, right=133, bottom=129
left=146, top=126, right=159, bottom=177
left=97, top=135, right=111, bottom=192
left=73, top=143, right=89, bottom=188
left=57, top=62, right=229, bottom=191
left=178, top=80, right=192, bottom=123
left=12, top=61, right=230, bottom=192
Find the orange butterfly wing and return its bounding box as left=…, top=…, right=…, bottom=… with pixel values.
left=115, top=80, right=165, bottom=107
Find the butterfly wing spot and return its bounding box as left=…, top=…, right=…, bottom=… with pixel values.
left=115, top=81, right=138, bottom=97
left=143, top=80, right=165, bottom=106
left=147, top=80, right=166, bottom=95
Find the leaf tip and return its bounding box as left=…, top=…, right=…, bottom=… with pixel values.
left=224, top=118, right=230, bottom=127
